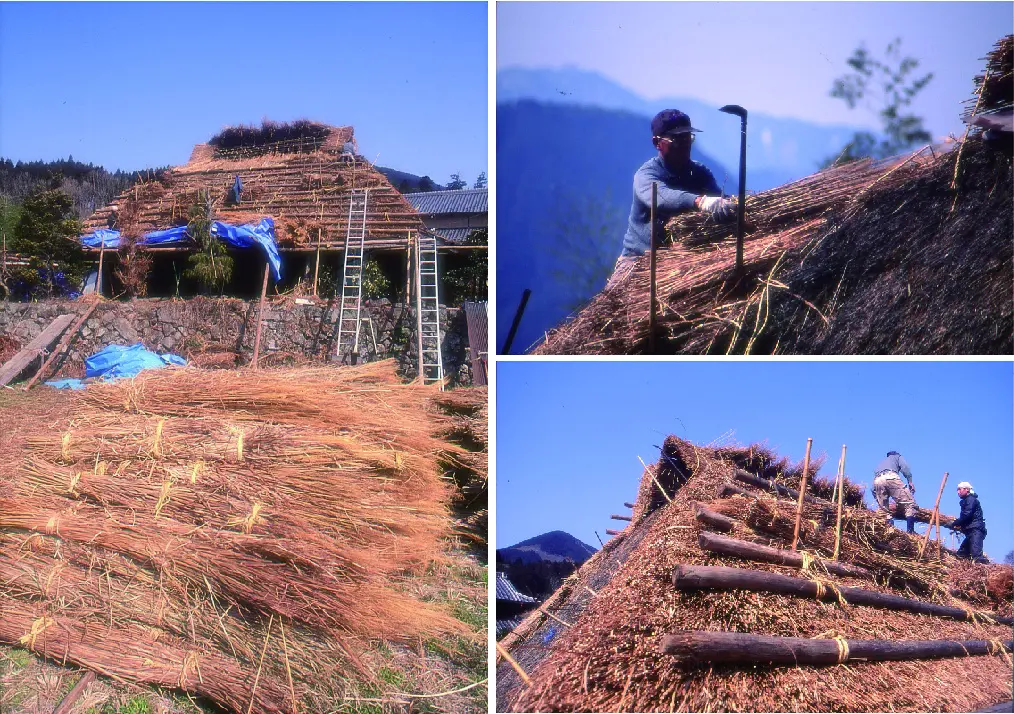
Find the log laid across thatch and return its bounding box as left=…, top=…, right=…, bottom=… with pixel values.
left=660, top=631, right=1013, bottom=666
left=672, top=565, right=1013, bottom=625
left=698, top=531, right=872, bottom=579
left=694, top=504, right=736, bottom=533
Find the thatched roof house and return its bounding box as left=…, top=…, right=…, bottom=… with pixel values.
left=496, top=437, right=1013, bottom=712
left=82, top=122, right=424, bottom=253
left=535, top=37, right=1013, bottom=356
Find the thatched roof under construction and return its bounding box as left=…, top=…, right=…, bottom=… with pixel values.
left=0, top=360, right=486, bottom=714
left=535, top=134, right=1012, bottom=355
left=496, top=436, right=1013, bottom=713
left=81, top=123, right=424, bottom=252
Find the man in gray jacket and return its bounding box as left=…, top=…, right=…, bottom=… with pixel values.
left=872, top=450, right=918, bottom=533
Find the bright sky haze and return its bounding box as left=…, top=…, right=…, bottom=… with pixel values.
left=0, top=2, right=487, bottom=185
left=497, top=361, right=1014, bottom=565
left=497, top=2, right=1011, bottom=140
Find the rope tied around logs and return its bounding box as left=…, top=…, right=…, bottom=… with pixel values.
left=987, top=639, right=1013, bottom=667
left=833, top=635, right=850, bottom=664
left=180, top=650, right=203, bottom=686
left=19, top=616, right=54, bottom=648
left=799, top=551, right=849, bottom=607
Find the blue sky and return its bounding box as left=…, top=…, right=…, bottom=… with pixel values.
left=497, top=361, right=1014, bottom=564
left=497, top=2, right=1011, bottom=140
left=0, top=2, right=487, bottom=185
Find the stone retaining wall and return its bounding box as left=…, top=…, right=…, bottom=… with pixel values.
left=0, top=298, right=472, bottom=385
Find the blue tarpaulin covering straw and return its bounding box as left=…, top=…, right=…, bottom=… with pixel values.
left=45, top=343, right=187, bottom=390
left=79, top=217, right=282, bottom=279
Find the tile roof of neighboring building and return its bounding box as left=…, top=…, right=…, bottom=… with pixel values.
left=496, top=617, right=525, bottom=638
left=406, top=188, right=488, bottom=215
left=496, top=572, right=536, bottom=603
left=432, top=227, right=483, bottom=244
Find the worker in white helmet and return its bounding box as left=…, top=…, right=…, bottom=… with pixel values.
left=952, top=481, right=988, bottom=563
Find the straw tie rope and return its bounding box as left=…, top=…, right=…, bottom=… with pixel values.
left=228, top=502, right=265, bottom=534
left=44, top=516, right=61, bottom=535
left=152, top=419, right=165, bottom=457
left=19, top=616, right=54, bottom=648
left=987, top=639, right=1013, bottom=667
left=190, top=461, right=203, bottom=484
left=67, top=471, right=82, bottom=495
left=180, top=650, right=203, bottom=686
left=154, top=479, right=174, bottom=518
left=61, top=433, right=71, bottom=461
left=833, top=635, right=850, bottom=664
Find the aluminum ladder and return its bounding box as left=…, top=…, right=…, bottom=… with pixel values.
left=415, top=230, right=444, bottom=387
left=335, top=188, right=369, bottom=364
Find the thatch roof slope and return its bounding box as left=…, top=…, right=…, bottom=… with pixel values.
left=82, top=124, right=423, bottom=251
left=535, top=135, right=1012, bottom=355
left=496, top=437, right=1013, bottom=712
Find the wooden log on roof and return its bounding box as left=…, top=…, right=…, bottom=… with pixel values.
left=694, top=504, right=736, bottom=533
left=718, top=482, right=756, bottom=499
left=624, top=502, right=635, bottom=509
left=698, top=530, right=872, bottom=579
left=660, top=631, right=1013, bottom=666
left=733, top=469, right=825, bottom=504
left=672, top=564, right=1013, bottom=625
left=0, top=314, right=75, bottom=387
left=610, top=514, right=632, bottom=521
left=605, top=529, right=623, bottom=536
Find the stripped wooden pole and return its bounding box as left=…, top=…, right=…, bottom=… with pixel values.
left=495, top=642, right=531, bottom=685
left=312, top=228, right=322, bottom=298
left=610, top=514, right=632, bottom=522
left=698, top=530, right=872, bottom=578
left=833, top=444, right=847, bottom=561
left=791, top=437, right=813, bottom=550
left=648, top=181, right=658, bottom=354
left=672, top=565, right=1014, bottom=625
left=660, top=631, right=1012, bottom=666
left=935, top=507, right=943, bottom=560
left=96, top=241, right=106, bottom=297
left=918, top=472, right=949, bottom=560
left=250, top=262, right=270, bottom=369
left=24, top=299, right=99, bottom=389
left=694, top=504, right=736, bottom=533
left=605, top=528, right=623, bottom=536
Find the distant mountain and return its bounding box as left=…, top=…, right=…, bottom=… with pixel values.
left=497, top=100, right=737, bottom=352
left=497, top=530, right=598, bottom=565
left=497, top=66, right=867, bottom=184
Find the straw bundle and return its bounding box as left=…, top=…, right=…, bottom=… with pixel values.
left=1, top=359, right=485, bottom=713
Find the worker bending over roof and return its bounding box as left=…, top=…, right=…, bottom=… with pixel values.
left=873, top=450, right=919, bottom=533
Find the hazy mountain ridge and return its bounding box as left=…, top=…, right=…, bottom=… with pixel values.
left=497, top=529, right=598, bottom=565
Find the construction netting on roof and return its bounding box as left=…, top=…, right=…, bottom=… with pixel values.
left=496, top=436, right=1013, bottom=713
left=535, top=135, right=1012, bottom=356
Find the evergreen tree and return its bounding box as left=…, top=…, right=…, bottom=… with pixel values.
left=472, top=172, right=487, bottom=190
left=447, top=173, right=468, bottom=190
left=9, top=187, right=85, bottom=297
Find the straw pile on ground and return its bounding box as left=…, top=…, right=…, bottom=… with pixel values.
left=496, top=437, right=1012, bottom=712
left=0, top=360, right=486, bottom=713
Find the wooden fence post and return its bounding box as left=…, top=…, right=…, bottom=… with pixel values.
left=791, top=437, right=813, bottom=550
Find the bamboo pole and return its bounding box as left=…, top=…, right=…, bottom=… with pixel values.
left=495, top=642, right=531, bottom=686
left=833, top=444, right=847, bottom=561
left=250, top=262, right=270, bottom=369
left=660, top=631, right=1012, bottom=666
left=791, top=437, right=813, bottom=550
left=918, top=472, right=949, bottom=560
left=53, top=671, right=97, bottom=714
left=312, top=228, right=321, bottom=298
left=96, top=241, right=105, bottom=297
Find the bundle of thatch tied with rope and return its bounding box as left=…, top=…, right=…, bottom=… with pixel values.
left=535, top=37, right=1012, bottom=356
left=497, top=436, right=1012, bottom=713
left=0, top=360, right=486, bottom=713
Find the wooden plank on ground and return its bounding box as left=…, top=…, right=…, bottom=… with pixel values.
left=0, top=313, right=75, bottom=386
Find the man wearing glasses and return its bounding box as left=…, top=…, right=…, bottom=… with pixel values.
left=606, top=109, right=736, bottom=289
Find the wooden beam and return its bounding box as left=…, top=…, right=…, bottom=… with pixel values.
left=624, top=502, right=635, bottom=509
left=605, top=529, right=623, bottom=536
left=0, top=313, right=75, bottom=387
left=791, top=437, right=814, bottom=550
left=694, top=504, right=736, bottom=533
left=833, top=445, right=847, bottom=561
left=250, top=262, right=270, bottom=369
left=610, top=514, right=632, bottom=522
left=671, top=564, right=1013, bottom=625
left=733, top=469, right=823, bottom=505
left=24, top=300, right=100, bottom=389
left=918, top=472, right=949, bottom=560
left=660, top=631, right=1012, bottom=666
left=52, top=671, right=97, bottom=714
left=698, top=530, right=872, bottom=579
left=717, top=482, right=756, bottom=499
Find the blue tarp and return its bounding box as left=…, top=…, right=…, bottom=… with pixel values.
left=231, top=175, right=243, bottom=203
left=80, top=228, right=121, bottom=249
left=45, top=378, right=87, bottom=390
left=211, top=217, right=282, bottom=281
left=79, top=217, right=282, bottom=280
left=85, top=343, right=187, bottom=381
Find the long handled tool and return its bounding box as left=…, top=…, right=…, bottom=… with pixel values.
left=719, top=105, right=747, bottom=274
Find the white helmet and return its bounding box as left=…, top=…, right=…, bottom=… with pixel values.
left=957, top=481, right=974, bottom=492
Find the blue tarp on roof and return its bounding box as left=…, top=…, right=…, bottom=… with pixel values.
left=80, top=217, right=282, bottom=280
left=211, top=217, right=281, bottom=281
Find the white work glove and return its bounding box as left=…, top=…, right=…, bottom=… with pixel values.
left=696, top=195, right=736, bottom=221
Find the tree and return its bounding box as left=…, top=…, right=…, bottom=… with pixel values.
left=184, top=191, right=233, bottom=294
left=10, top=187, right=85, bottom=297
left=825, top=38, right=934, bottom=166
left=446, top=173, right=468, bottom=191
left=473, top=172, right=487, bottom=190
left=442, top=228, right=487, bottom=303
left=1003, top=549, right=1014, bottom=565
left=418, top=176, right=436, bottom=193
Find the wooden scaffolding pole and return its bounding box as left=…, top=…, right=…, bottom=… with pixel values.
left=791, top=437, right=813, bottom=550
left=251, top=262, right=270, bottom=369
left=918, top=472, right=949, bottom=561
left=833, top=444, right=847, bottom=561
